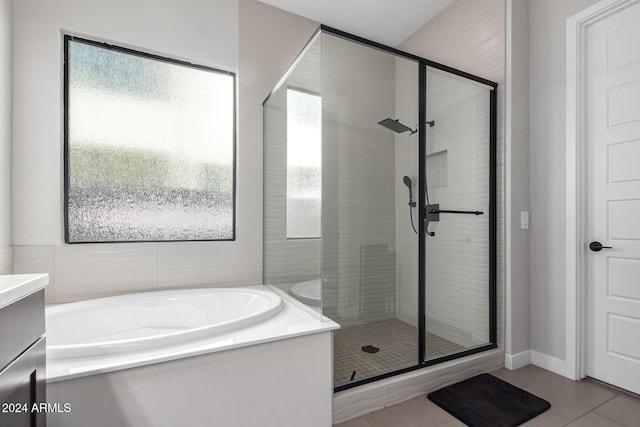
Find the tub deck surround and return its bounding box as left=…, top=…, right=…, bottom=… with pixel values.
left=46, top=284, right=339, bottom=382
left=0, top=273, right=48, bottom=308
left=48, top=330, right=334, bottom=427
left=46, top=284, right=337, bottom=427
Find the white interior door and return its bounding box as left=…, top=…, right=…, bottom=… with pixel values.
left=586, top=0, right=640, bottom=394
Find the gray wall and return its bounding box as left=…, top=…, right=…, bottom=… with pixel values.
left=0, top=0, right=11, bottom=273
left=508, top=0, right=531, bottom=359
left=528, top=0, right=599, bottom=360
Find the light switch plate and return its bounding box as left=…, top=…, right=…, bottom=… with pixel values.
left=520, top=211, right=529, bottom=230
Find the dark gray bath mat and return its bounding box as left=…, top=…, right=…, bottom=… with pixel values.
left=427, top=373, right=550, bottom=427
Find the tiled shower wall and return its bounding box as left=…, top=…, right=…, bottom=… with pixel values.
left=264, top=32, right=402, bottom=327
left=320, top=34, right=399, bottom=326
left=394, top=63, right=494, bottom=350
left=394, top=59, right=420, bottom=326
left=14, top=243, right=253, bottom=304
left=423, top=71, right=492, bottom=347
left=399, top=0, right=506, bottom=349
left=263, top=36, right=323, bottom=290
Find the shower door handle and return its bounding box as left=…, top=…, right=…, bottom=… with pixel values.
left=433, top=209, right=484, bottom=215
left=424, top=206, right=484, bottom=216
left=424, top=205, right=484, bottom=237
left=425, top=222, right=435, bottom=237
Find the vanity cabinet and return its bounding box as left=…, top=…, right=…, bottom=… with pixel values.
left=0, top=279, right=47, bottom=427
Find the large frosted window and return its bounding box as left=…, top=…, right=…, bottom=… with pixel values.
left=64, top=36, right=235, bottom=242
left=287, top=89, right=321, bottom=238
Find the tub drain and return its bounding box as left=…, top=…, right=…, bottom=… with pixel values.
left=361, top=345, right=379, bottom=354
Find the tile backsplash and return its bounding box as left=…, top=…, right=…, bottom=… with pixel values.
left=13, top=242, right=260, bottom=304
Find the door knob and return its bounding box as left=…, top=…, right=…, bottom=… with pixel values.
left=589, top=241, right=612, bottom=252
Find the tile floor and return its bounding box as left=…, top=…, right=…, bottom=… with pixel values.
left=334, top=365, right=640, bottom=427
left=333, top=319, right=464, bottom=385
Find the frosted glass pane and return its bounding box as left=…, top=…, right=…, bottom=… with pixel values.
left=66, top=39, right=234, bottom=242
left=287, top=89, right=321, bottom=238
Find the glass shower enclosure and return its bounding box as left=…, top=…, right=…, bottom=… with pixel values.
left=263, top=26, right=497, bottom=391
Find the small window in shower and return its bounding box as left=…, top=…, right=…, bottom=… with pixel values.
left=64, top=35, right=236, bottom=243
left=286, top=88, right=321, bottom=239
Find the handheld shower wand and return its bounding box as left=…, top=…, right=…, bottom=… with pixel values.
left=403, top=176, right=418, bottom=234
left=403, top=176, right=416, bottom=208
left=403, top=175, right=435, bottom=236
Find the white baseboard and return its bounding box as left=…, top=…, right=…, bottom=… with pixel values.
left=505, top=350, right=531, bottom=370
left=531, top=351, right=573, bottom=379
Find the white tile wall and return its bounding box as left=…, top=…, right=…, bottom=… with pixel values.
left=0, top=246, right=12, bottom=275
left=244, top=0, right=320, bottom=293
left=237, top=239, right=263, bottom=285
left=157, top=242, right=239, bottom=289
left=332, top=380, right=387, bottom=423
left=422, top=71, right=492, bottom=347
left=394, top=58, right=420, bottom=326
left=399, top=0, right=506, bottom=349
left=54, top=244, right=157, bottom=303
left=14, top=242, right=249, bottom=304
left=13, top=246, right=55, bottom=303
left=262, top=38, right=323, bottom=288
left=318, top=33, right=400, bottom=326
left=394, top=64, right=496, bottom=348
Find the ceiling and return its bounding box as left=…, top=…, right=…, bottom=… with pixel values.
left=254, top=0, right=455, bottom=47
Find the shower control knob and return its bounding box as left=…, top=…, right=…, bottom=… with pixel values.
left=589, top=241, right=612, bottom=252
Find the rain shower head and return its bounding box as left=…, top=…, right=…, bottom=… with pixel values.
left=378, top=118, right=417, bottom=135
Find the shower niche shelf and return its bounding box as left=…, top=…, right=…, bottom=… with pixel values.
left=426, top=149, right=448, bottom=189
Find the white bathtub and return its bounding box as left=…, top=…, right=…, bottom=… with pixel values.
left=46, top=287, right=283, bottom=360
left=45, top=286, right=338, bottom=427
left=290, top=278, right=321, bottom=306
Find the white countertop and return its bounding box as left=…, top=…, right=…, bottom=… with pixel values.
left=0, top=274, right=49, bottom=309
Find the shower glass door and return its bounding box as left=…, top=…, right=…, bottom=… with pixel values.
left=320, top=33, right=420, bottom=386
left=423, top=67, right=495, bottom=361
left=264, top=26, right=497, bottom=392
